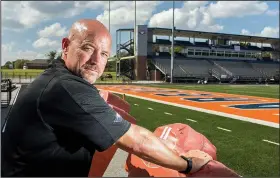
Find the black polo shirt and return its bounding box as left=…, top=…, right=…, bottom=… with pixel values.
left=1, top=59, right=131, bottom=177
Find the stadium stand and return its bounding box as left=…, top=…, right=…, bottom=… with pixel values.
left=116, top=26, right=279, bottom=83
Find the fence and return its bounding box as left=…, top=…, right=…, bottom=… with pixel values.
left=1, top=72, right=41, bottom=84
left=0, top=72, right=134, bottom=84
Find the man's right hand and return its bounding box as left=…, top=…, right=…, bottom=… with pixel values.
left=182, top=150, right=213, bottom=174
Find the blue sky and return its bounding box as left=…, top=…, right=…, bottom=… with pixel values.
left=1, top=1, right=279, bottom=64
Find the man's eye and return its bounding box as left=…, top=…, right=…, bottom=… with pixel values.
left=82, top=46, right=93, bottom=52
left=102, top=53, right=108, bottom=57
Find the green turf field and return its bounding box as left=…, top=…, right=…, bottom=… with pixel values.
left=124, top=95, right=279, bottom=177
left=148, top=84, right=279, bottom=99
left=112, top=84, right=279, bottom=176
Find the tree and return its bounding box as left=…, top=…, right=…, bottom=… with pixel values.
left=46, top=50, right=57, bottom=63
left=169, top=46, right=184, bottom=53
left=13, top=59, right=30, bottom=69
left=240, top=42, right=251, bottom=46
left=2, top=61, right=12, bottom=69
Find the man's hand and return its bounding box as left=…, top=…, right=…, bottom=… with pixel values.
left=182, top=150, right=213, bottom=174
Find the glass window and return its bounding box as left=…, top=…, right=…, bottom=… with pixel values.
left=245, top=52, right=251, bottom=58
left=239, top=52, right=245, bottom=58
left=202, top=50, right=209, bottom=56
left=188, top=49, right=194, bottom=55
left=225, top=52, right=231, bottom=57
left=217, top=51, right=224, bottom=57
left=232, top=52, right=238, bottom=58
left=210, top=51, right=216, bottom=56
left=195, top=50, right=202, bottom=56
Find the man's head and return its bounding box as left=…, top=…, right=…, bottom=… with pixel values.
left=61, top=19, right=111, bottom=84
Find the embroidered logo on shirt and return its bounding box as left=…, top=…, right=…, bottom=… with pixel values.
left=113, top=113, right=123, bottom=123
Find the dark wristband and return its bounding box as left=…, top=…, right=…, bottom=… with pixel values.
left=179, top=156, right=192, bottom=174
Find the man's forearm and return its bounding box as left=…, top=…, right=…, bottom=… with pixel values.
left=116, top=124, right=188, bottom=172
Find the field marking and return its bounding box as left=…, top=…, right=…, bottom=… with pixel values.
left=217, top=127, right=232, bottom=132
left=186, top=118, right=197, bottom=122
left=262, top=139, right=279, bottom=146
left=164, top=112, right=172, bottom=115
left=149, top=85, right=279, bottom=99
left=148, top=108, right=154, bottom=110
left=134, top=104, right=139, bottom=106
left=107, top=90, right=279, bottom=128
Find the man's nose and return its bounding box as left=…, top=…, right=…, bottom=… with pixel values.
left=89, top=52, right=101, bottom=64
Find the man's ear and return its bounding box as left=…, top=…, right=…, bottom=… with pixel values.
left=62, top=38, right=70, bottom=56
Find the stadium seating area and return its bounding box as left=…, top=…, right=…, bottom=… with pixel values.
left=152, top=54, right=279, bottom=83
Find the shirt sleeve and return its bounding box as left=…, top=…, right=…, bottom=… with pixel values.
left=38, top=77, right=131, bottom=152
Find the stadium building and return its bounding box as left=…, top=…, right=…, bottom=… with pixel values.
left=24, top=59, right=49, bottom=69
left=115, top=25, right=280, bottom=84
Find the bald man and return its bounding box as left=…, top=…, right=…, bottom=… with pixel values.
left=1, top=19, right=211, bottom=177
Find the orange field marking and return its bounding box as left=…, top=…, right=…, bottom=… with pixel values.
left=97, top=85, right=279, bottom=128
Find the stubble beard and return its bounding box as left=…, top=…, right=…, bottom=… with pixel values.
left=80, top=65, right=100, bottom=84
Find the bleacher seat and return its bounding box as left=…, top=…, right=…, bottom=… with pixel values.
left=214, top=60, right=263, bottom=78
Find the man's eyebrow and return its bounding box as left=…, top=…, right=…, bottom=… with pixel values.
left=81, top=41, right=95, bottom=47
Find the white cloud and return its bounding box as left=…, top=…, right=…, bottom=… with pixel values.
left=208, top=1, right=268, bottom=18
left=2, top=1, right=107, bottom=31
left=241, top=26, right=279, bottom=38
left=148, top=1, right=273, bottom=32
left=2, top=42, right=15, bottom=52
left=1, top=48, right=46, bottom=64
left=97, top=1, right=162, bottom=30
left=38, top=23, right=67, bottom=38
left=149, top=2, right=223, bottom=32
left=32, top=38, right=60, bottom=49
left=259, top=27, right=279, bottom=38
left=241, top=29, right=250, bottom=36
left=266, top=9, right=279, bottom=16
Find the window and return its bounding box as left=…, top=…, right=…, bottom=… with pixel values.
left=217, top=51, right=224, bottom=57
left=225, top=52, right=231, bottom=57
left=239, top=52, right=245, bottom=58
left=202, top=50, right=209, bottom=56
left=195, top=50, right=202, bottom=56
left=210, top=51, right=216, bottom=56
left=188, top=49, right=194, bottom=55
left=245, top=52, right=251, bottom=58
left=232, top=52, right=238, bottom=58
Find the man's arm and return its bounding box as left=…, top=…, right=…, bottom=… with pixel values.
left=115, top=124, right=189, bottom=172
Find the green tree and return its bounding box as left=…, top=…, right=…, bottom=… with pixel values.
left=13, top=59, right=30, bottom=69
left=2, top=61, right=12, bottom=69
left=169, top=46, right=184, bottom=53
left=46, top=50, right=57, bottom=63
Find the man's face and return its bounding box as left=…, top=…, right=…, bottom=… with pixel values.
left=62, top=31, right=111, bottom=84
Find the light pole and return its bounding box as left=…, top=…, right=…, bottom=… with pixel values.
left=109, top=1, right=110, bottom=33
left=170, top=1, right=175, bottom=83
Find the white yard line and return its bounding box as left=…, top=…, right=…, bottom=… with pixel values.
left=148, top=108, right=154, bottom=110
left=134, top=104, right=139, bottom=106
left=164, top=112, right=172, bottom=115
left=186, top=118, right=197, bottom=122
left=262, top=139, right=279, bottom=146
left=217, top=127, right=232, bottom=132
left=107, top=90, right=279, bottom=128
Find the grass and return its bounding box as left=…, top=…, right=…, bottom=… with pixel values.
left=124, top=95, right=279, bottom=177
left=147, top=84, right=279, bottom=99
left=0, top=69, right=119, bottom=81
left=1, top=69, right=44, bottom=77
